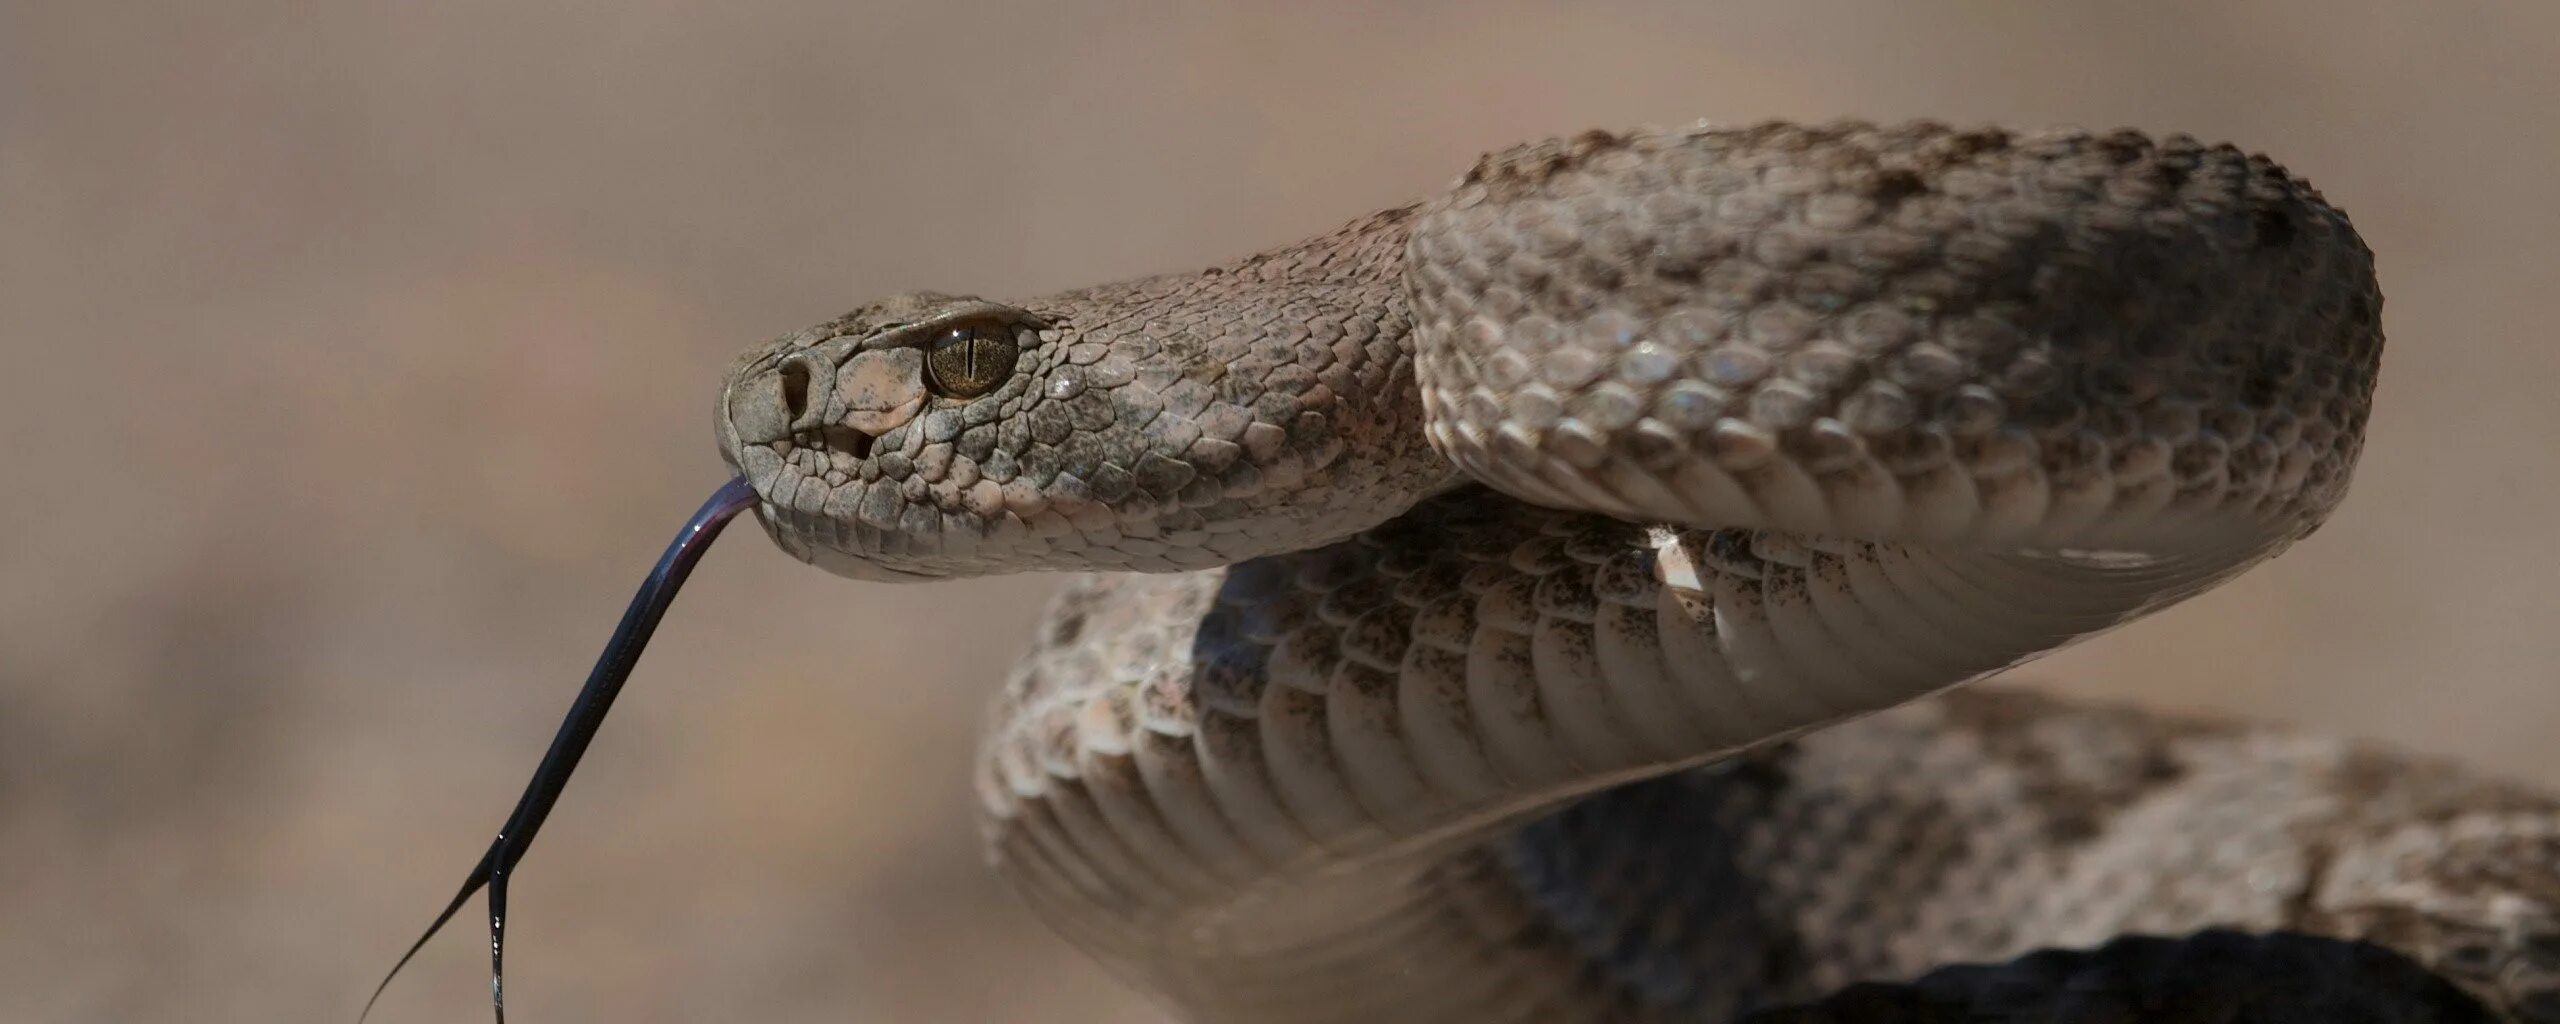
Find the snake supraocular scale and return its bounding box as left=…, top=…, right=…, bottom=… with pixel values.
left=713, top=121, right=2560, bottom=1022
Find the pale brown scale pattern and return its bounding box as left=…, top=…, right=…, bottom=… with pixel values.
left=713, top=121, right=2551, bottom=1022
left=1411, top=123, right=2379, bottom=551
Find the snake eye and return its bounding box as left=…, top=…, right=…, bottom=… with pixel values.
left=924, top=321, right=1019, bottom=399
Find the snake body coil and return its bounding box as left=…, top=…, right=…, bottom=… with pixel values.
left=715, top=122, right=2558, bottom=1022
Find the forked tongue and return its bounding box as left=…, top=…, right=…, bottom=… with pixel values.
left=358, top=477, right=760, bottom=1023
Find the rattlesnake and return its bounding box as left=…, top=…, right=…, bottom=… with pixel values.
left=372, top=121, right=2560, bottom=1022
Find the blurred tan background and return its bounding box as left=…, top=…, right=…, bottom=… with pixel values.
left=4, top=2, right=2556, bottom=1022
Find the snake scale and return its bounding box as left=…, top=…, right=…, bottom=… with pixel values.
left=703, top=120, right=2560, bottom=1022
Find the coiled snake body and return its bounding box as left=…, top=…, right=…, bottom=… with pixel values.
left=712, top=122, right=2560, bottom=1022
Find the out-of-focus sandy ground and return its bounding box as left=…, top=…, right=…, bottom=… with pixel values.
left=4, top=3, right=2556, bottom=1021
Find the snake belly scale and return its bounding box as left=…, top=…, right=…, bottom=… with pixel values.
left=713, top=121, right=2560, bottom=1021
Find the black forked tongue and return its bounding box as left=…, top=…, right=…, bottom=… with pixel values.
left=359, top=477, right=761, bottom=1024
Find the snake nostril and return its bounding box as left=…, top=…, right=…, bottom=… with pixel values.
left=780, top=361, right=812, bottom=422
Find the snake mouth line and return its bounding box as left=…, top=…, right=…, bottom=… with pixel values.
left=759, top=501, right=956, bottom=582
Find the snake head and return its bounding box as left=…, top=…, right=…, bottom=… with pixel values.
left=717, top=268, right=1446, bottom=582
left=718, top=291, right=1052, bottom=581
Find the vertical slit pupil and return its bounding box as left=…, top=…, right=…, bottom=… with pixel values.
left=927, top=320, right=1014, bottom=398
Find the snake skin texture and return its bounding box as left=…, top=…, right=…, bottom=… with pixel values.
left=714, top=121, right=2560, bottom=1022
